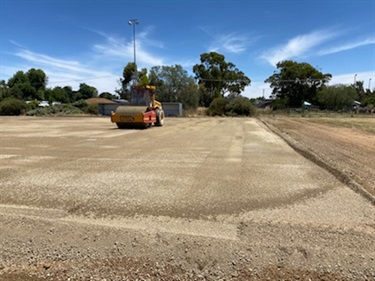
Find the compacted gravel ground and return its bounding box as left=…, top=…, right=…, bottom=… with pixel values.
left=0, top=116, right=374, bottom=280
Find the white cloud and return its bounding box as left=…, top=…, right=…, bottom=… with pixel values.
left=9, top=40, right=27, bottom=49
left=3, top=27, right=169, bottom=94
left=329, top=71, right=375, bottom=89
left=16, top=50, right=91, bottom=74
left=210, top=33, right=249, bottom=54
left=201, top=26, right=257, bottom=55
left=261, top=30, right=335, bottom=66
left=92, top=30, right=165, bottom=67
left=11, top=49, right=119, bottom=93
left=318, top=37, right=375, bottom=55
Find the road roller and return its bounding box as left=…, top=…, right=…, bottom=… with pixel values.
left=110, top=85, right=164, bottom=129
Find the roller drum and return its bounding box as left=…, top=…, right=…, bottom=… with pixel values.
left=115, top=106, right=147, bottom=115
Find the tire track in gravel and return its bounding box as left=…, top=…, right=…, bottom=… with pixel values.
left=0, top=204, right=238, bottom=240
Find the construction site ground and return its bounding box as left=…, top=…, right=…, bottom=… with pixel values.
left=0, top=116, right=374, bottom=280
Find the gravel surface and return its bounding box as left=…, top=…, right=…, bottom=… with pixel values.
left=260, top=116, right=375, bottom=201
left=0, top=116, right=374, bottom=280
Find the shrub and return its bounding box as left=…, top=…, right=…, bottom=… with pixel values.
left=26, top=104, right=84, bottom=116
left=362, top=93, right=375, bottom=108
left=86, top=103, right=98, bottom=115
left=271, top=98, right=288, bottom=110
left=225, top=96, right=256, bottom=116
left=26, top=100, right=39, bottom=110
left=72, top=99, right=88, bottom=109
left=0, top=98, right=28, bottom=115
left=208, top=97, right=228, bottom=116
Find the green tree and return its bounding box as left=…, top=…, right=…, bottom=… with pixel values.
left=149, top=65, right=199, bottom=109
left=139, top=73, right=150, bottom=86
left=77, top=83, right=98, bottom=100
left=26, top=68, right=47, bottom=93
left=0, top=80, right=10, bottom=101
left=265, top=60, right=331, bottom=107
left=225, top=96, right=256, bottom=116
left=56, top=86, right=70, bottom=103
left=193, top=52, right=251, bottom=106
left=99, top=92, right=117, bottom=100
left=7, top=71, right=31, bottom=99
left=362, top=92, right=375, bottom=109
left=44, top=86, right=70, bottom=103
left=317, top=84, right=357, bottom=110
left=43, top=88, right=53, bottom=102
left=7, top=69, right=47, bottom=100
left=62, top=86, right=75, bottom=103
left=122, top=62, right=136, bottom=86
left=117, top=62, right=138, bottom=100
left=354, top=80, right=368, bottom=102
left=7, top=71, right=28, bottom=88
left=9, top=83, right=36, bottom=100
left=180, top=79, right=200, bottom=110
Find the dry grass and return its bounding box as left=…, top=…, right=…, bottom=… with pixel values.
left=260, top=110, right=375, bottom=134
left=308, top=118, right=375, bottom=134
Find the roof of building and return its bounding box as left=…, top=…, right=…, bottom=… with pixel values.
left=86, top=98, right=116, bottom=104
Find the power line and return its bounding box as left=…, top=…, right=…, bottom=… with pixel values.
left=48, top=75, right=116, bottom=85
left=197, top=78, right=250, bottom=83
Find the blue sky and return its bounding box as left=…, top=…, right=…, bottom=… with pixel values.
left=0, top=0, right=374, bottom=98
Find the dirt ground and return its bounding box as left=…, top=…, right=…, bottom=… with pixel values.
left=260, top=116, right=375, bottom=200
left=0, top=116, right=374, bottom=280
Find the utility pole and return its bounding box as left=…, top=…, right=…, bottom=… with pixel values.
left=128, top=19, right=139, bottom=83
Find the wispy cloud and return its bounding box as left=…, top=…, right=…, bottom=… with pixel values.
left=209, top=33, right=251, bottom=54
left=13, top=49, right=119, bottom=93
left=92, top=29, right=165, bottom=67
left=16, top=50, right=88, bottom=73
left=5, top=27, right=169, bottom=93
left=329, top=71, right=374, bottom=88
left=318, top=37, right=375, bottom=55
left=200, top=25, right=257, bottom=55
left=261, top=30, right=336, bottom=66
left=9, top=40, right=27, bottom=49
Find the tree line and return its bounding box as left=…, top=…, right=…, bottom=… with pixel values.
left=0, top=68, right=99, bottom=104
left=266, top=60, right=374, bottom=111
left=1, top=51, right=374, bottom=116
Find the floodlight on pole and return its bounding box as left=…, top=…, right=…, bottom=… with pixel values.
left=128, top=19, right=139, bottom=82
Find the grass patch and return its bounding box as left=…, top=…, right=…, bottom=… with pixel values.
left=260, top=109, right=375, bottom=134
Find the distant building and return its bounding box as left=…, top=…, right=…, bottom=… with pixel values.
left=96, top=100, right=183, bottom=117
left=86, top=98, right=117, bottom=116
left=255, top=99, right=273, bottom=108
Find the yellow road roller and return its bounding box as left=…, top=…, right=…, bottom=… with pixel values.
left=110, top=85, right=164, bottom=129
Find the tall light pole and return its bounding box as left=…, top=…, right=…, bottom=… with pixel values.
left=369, top=78, right=372, bottom=90
left=128, top=19, right=139, bottom=82
left=354, top=73, right=357, bottom=84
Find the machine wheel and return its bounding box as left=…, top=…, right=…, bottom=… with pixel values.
left=116, top=123, right=127, bottom=129
left=155, top=108, right=164, bottom=126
